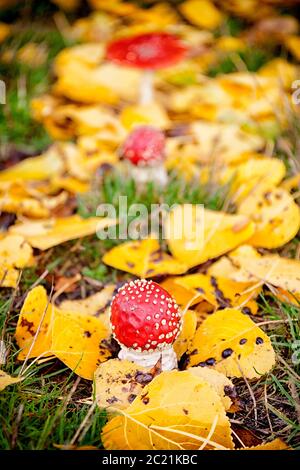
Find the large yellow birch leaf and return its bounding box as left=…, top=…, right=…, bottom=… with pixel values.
left=10, top=215, right=116, bottom=250
left=238, top=187, right=300, bottom=248
left=165, top=205, right=254, bottom=268
left=102, top=370, right=234, bottom=450
left=188, top=309, right=275, bottom=379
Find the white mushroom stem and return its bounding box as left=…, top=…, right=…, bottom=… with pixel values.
left=139, top=69, right=154, bottom=105
left=118, top=346, right=177, bottom=371
left=131, top=163, right=168, bottom=188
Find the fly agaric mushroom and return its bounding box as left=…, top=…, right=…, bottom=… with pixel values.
left=106, top=32, right=187, bottom=105
left=110, top=279, right=182, bottom=370
left=120, top=125, right=167, bottom=186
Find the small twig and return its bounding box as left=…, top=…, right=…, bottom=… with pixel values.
left=263, top=380, right=274, bottom=435
left=237, top=362, right=258, bottom=425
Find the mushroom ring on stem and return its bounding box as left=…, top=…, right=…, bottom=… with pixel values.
left=110, top=279, right=182, bottom=370
left=106, top=32, right=188, bottom=105
left=120, top=125, right=167, bottom=187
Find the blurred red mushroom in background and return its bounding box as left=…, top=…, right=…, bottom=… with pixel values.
left=106, top=32, right=188, bottom=104
left=120, top=125, right=167, bottom=187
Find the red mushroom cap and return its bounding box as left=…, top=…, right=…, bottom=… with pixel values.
left=106, top=32, right=187, bottom=70
left=121, top=125, right=165, bottom=167
left=110, top=279, right=182, bottom=352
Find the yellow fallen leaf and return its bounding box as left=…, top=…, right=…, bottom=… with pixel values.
left=174, top=310, right=197, bottom=359
left=175, top=273, right=260, bottom=314
left=160, top=278, right=200, bottom=310
left=0, top=149, right=64, bottom=182
left=15, top=286, right=53, bottom=360
left=94, top=358, right=160, bottom=410
left=59, top=284, right=115, bottom=317
left=191, top=122, right=265, bottom=165
left=10, top=215, right=116, bottom=250
left=103, top=238, right=188, bottom=278
left=221, top=157, right=286, bottom=204
left=166, top=205, right=255, bottom=268
left=15, top=286, right=112, bottom=379
left=259, top=58, right=298, bottom=89
left=238, top=187, right=300, bottom=248
left=188, top=308, right=276, bottom=379
left=89, top=0, right=138, bottom=16
left=0, top=370, right=21, bottom=391
left=50, top=309, right=111, bottom=380
left=102, top=370, right=234, bottom=450
left=188, top=367, right=235, bottom=411
left=0, top=234, right=34, bottom=269
left=216, top=36, right=246, bottom=52
left=179, top=0, right=224, bottom=30
left=227, top=246, right=300, bottom=295
left=0, top=235, right=34, bottom=288
left=120, top=103, right=170, bottom=130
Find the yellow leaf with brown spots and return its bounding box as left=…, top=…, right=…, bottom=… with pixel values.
left=175, top=273, right=260, bottom=314
left=188, top=309, right=275, bottom=379
left=15, top=286, right=112, bottom=379
left=50, top=309, right=110, bottom=380
left=174, top=310, right=197, bottom=360
left=0, top=370, right=22, bottom=391
left=102, top=370, right=234, bottom=450
left=165, top=206, right=255, bottom=268
left=10, top=215, right=116, bottom=250
left=15, top=286, right=53, bottom=360
left=103, top=238, right=188, bottom=278
left=94, top=358, right=161, bottom=410
left=238, top=187, right=300, bottom=248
